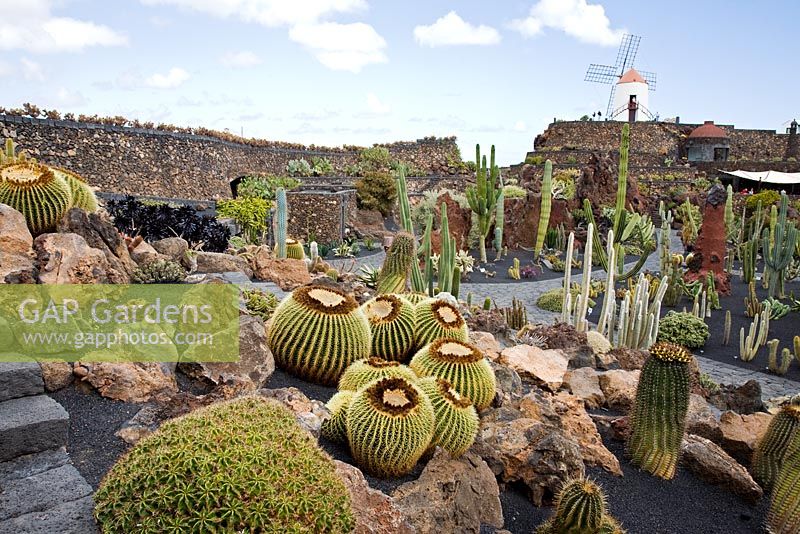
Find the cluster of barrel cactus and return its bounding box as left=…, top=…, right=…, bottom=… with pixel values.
left=0, top=138, right=98, bottom=234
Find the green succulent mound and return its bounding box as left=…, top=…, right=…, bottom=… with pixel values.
left=321, top=390, right=355, bottom=445
left=53, top=167, right=98, bottom=212
left=94, top=396, right=354, bottom=533
left=417, top=376, right=479, bottom=457
left=656, top=311, right=710, bottom=348
left=768, top=427, right=800, bottom=534
left=360, top=294, right=416, bottom=361
left=753, top=396, right=800, bottom=490
left=409, top=338, right=496, bottom=410
left=414, top=298, right=469, bottom=348
left=627, top=341, right=692, bottom=480
left=536, top=478, right=625, bottom=534
left=346, top=376, right=435, bottom=478
left=242, top=288, right=279, bottom=321
left=267, top=285, right=371, bottom=385
left=131, top=259, right=186, bottom=284
left=536, top=287, right=592, bottom=313
left=0, top=161, right=73, bottom=235
left=338, top=357, right=418, bottom=392
left=377, top=232, right=415, bottom=294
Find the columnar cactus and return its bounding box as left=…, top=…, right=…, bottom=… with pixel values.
left=338, top=357, right=418, bottom=392
left=466, top=144, right=501, bottom=263
left=494, top=173, right=505, bottom=261
left=438, top=203, right=455, bottom=293
left=267, top=285, right=371, bottom=385
left=410, top=338, right=496, bottom=410
left=753, top=396, right=800, bottom=490
left=761, top=191, right=797, bottom=298
left=275, top=187, right=288, bottom=258
left=612, top=123, right=630, bottom=238
left=627, top=341, right=693, bottom=479
left=413, top=298, right=469, bottom=348
left=395, top=167, right=426, bottom=293
left=768, top=427, right=800, bottom=534
left=321, top=390, right=355, bottom=444
left=360, top=294, right=416, bottom=361
left=536, top=478, right=625, bottom=534
left=533, top=160, right=553, bottom=257
left=346, top=377, right=435, bottom=478
left=0, top=161, right=73, bottom=235
left=724, top=184, right=735, bottom=241
left=417, top=376, right=479, bottom=457
left=377, top=232, right=415, bottom=294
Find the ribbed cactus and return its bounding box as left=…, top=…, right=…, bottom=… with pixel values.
left=413, top=298, right=469, bottom=348
left=360, top=294, right=416, bottom=361
left=281, top=237, right=305, bottom=260
left=410, top=338, right=496, bottom=410
left=533, top=160, right=553, bottom=257
left=338, top=357, right=418, bottom=392
left=422, top=212, right=434, bottom=296
left=627, top=341, right=693, bottom=479
left=275, top=187, right=288, bottom=258
left=466, top=144, right=501, bottom=263
left=396, top=168, right=426, bottom=293
left=1, top=138, right=27, bottom=165
left=494, top=171, right=505, bottom=261
left=267, top=285, right=371, bottom=385
left=438, top=203, right=455, bottom=293
left=346, top=377, right=435, bottom=478
left=0, top=161, right=73, bottom=235
left=724, top=184, right=735, bottom=241
left=761, top=191, right=797, bottom=298
left=536, top=478, right=625, bottom=534
left=53, top=167, right=98, bottom=212
left=767, top=426, right=800, bottom=534
left=309, top=241, right=319, bottom=261
left=753, top=396, right=800, bottom=490
left=321, top=390, right=354, bottom=444
left=377, top=232, right=415, bottom=294
left=417, top=376, right=479, bottom=457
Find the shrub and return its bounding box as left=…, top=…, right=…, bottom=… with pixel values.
left=286, top=158, right=312, bottom=177
left=237, top=175, right=299, bottom=200
left=359, top=146, right=392, bottom=171
left=131, top=259, right=186, bottom=284
left=656, top=311, right=709, bottom=348
left=217, top=197, right=270, bottom=243
left=355, top=171, right=397, bottom=215
left=94, top=396, right=354, bottom=533
left=525, top=155, right=545, bottom=165
left=746, top=189, right=781, bottom=212
left=311, top=156, right=333, bottom=176
left=242, top=288, right=279, bottom=321
left=503, top=184, right=527, bottom=199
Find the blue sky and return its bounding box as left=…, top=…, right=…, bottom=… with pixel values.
left=1, top=0, right=798, bottom=165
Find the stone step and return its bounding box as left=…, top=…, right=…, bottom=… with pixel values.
left=0, top=362, right=44, bottom=402
left=0, top=496, right=97, bottom=534
left=0, top=463, right=93, bottom=522
left=0, top=395, right=68, bottom=462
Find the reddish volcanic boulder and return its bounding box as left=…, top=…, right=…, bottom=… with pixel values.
left=684, top=184, right=730, bottom=294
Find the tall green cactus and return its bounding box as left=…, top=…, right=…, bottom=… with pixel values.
left=494, top=174, right=505, bottom=261
left=396, top=168, right=426, bottom=292
left=275, top=187, right=288, bottom=258
left=466, top=144, right=501, bottom=263
left=761, top=191, right=797, bottom=298
left=438, top=203, right=456, bottom=294
left=376, top=232, right=415, bottom=294
left=627, top=341, right=692, bottom=479
left=422, top=212, right=434, bottom=296
left=753, top=397, right=800, bottom=490
left=724, top=184, right=735, bottom=241
left=533, top=160, right=553, bottom=258
left=767, top=418, right=800, bottom=534
left=612, top=123, right=630, bottom=238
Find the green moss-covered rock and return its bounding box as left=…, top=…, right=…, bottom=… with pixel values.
left=346, top=377, right=435, bottom=478
left=338, top=357, right=418, bottom=392
left=656, top=311, right=709, bottom=348
left=94, top=396, right=354, bottom=533
left=0, top=161, right=73, bottom=235
left=267, top=285, right=371, bottom=385
left=409, top=338, right=496, bottom=410
left=414, top=298, right=469, bottom=348
left=417, top=376, right=478, bottom=457
left=321, top=390, right=354, bottom=445
left=360, top=294, right=416, bottom=361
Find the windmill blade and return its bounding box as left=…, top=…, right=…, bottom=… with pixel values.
left=606, top=84, right=618, bottom=117
left=615, top=34, right=641, bottom=70
left=585, top=63, right=618, bottom=84
left=638, top=69, right=658, bottom=91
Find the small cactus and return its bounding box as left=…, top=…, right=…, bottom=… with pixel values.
left=536, top=478, right=625, bottom=534
left=377, top=232, right=415, bottom=294
left=131, top=259, right=186, bottom=284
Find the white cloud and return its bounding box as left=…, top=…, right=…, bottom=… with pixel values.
left=366, top=93, right=390, bottom=114
left=0, top=0, right=127, bottom=53
left=289, top=22, right=387, bottom=72
left=513, top=120, right=527, bottom=132
left=413, top=11, right=500, bottom=47
left=53, top=88, right=87, bottom=107
left=220, top=50, right=262, bottom=68
left=140, top=0, right=367, bottom=27
left=509, top=0, right=624, bottom=46
left=145, top=67, right=191, bottom=89
left=21, top=58, right=45, bottom=81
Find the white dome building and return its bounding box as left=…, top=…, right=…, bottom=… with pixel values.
left=612, top=68, right=649, bottom=122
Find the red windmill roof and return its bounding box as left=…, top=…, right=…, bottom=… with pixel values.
left=617, top=68, right=646, bottom=84
left=689, top=121, right=728, bottom=138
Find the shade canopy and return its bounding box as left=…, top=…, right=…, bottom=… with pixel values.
left=721, top=170, right=800, bottom=185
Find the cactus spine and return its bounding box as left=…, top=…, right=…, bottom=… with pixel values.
left=54, top=167, right=98, bottom=212
left=396, top=167, right=426, bottom=292
left=338, top=357, right=418, bottom=391
left=321, top=390, right=354, bottom=444
left=753, top=397, right=800, bottom=490
left=494, top=169, right=505, bottom=261
left=761, top=191, right=797, bottom=298
left=627, top=341, right=693, bottom=479
left=466, top=144, right=500, bottom=263
left=536, top=478, right=624, bottom=534
left=533, top=160, right=553, bottom=258
left=418, top=376, right=479, bottom=457
left=0, top=161, right=74, bottom=235
left=767, top=398, right=800, bottom=534
left=275, top=187, right=288, bottom=258
left=413, top=298, right=469, bottom=348
left=377, top=232, right=415, bottom=294
left=360, top=294, right=416, bottom=361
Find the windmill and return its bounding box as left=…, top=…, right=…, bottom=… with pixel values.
left=585, top=34, right=657, bottom=121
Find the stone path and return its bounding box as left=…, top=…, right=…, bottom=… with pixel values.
left=0, top=362, right=97, bottom=533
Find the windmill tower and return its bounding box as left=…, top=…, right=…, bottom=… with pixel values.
left=585, top=34, right=657, bottom=121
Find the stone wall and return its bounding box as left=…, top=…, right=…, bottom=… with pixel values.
left=0, top=114, right=463, bottom=201
left=286, top=188, right=357, bottom=244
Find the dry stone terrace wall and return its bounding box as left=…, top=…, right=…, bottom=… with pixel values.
left=0, top=114, right=462, bottom=201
